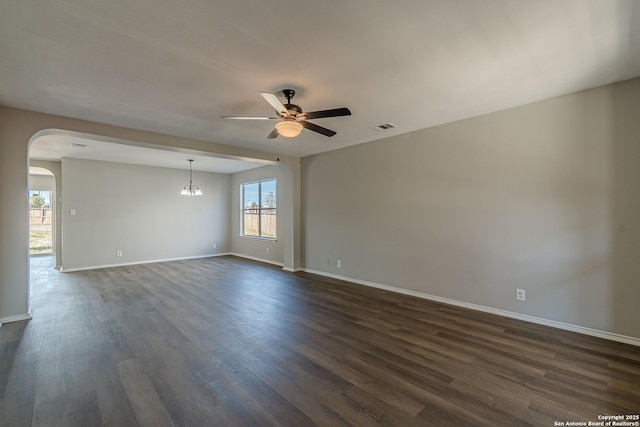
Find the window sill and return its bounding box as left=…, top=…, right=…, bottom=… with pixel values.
left=238, top=235, right=277, bottom=242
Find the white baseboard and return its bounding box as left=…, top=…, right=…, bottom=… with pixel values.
left=228, top=252, right=284, bottom=268
left=0, top=312, right=32, bottom=325
left=60, top=253, right=230, bottom=273
left=303, top=269, right=640, bottom=347
left=228, top=253, right=301, bottom=271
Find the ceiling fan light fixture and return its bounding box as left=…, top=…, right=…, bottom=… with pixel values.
left=275, top=118, right=303, bottom=138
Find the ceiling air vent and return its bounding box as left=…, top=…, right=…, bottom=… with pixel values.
left=371, top=123, right=397, bottom=132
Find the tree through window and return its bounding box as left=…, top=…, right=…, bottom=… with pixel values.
left=242, top=179, right=276, bottom=238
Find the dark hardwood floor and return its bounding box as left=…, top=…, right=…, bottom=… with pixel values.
left=1, top=256, right=638, bottom=426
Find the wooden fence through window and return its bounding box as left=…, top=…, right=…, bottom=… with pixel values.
left=29, top=208, right=53, bottom=225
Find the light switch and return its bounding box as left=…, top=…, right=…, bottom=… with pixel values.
left=70, top=209, right=76, bottom=216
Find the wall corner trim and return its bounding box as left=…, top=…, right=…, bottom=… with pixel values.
left=302, top=269, right=640, bottom=347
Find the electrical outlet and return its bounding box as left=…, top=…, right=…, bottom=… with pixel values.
left=516, top=289, right=525, bottom=301
left=266, top=248, right=270, bottom=254
left=212, top=243, right=217, bottom=249
left=336, top=259, right=342, bottom=268
left=116, top=250, right=123, bottom=257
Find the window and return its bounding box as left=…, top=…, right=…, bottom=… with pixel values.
left=29, top=189, right=53, bottom=255
left=242, top=179, right=276, bottom=239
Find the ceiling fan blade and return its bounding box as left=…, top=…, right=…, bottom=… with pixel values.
left=304, top=107, right=351, bottom=120
left=260, top=92, right=289, bottom=117
left=301, top=121, right=337, bottom=137
left=220, top=116, right=279, bottom=120
left=267, top=128, right=279, bottom=139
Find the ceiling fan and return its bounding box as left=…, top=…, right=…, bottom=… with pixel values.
left=221, top=89, right=351, bottom=138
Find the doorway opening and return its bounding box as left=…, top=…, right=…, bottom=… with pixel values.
left=29, top=189, right=53, bottom=255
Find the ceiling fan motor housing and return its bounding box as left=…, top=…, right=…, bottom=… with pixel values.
left=281, top=89, right=302, bottom=117
left=282, top=88, right=295, bottom=101
left=285, top=103, right=302, bottom=117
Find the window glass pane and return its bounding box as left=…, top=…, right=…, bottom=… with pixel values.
left=243, top=182, right=259, bottom=209
left=243, top=209, right=259, bottom=236
left=260, top=208, right=276, bottom=238
left=242, top=182, right=260, bottom=236
left=261, top=179, right=276, bottom=208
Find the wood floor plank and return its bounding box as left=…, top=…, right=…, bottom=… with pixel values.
left=92, top=358, right=139, bottom=427
left=117, top=358, right=175, bottom=427
left=61, top=390, right=104, bottom=427
left=0, top=346, right=39, bottom=427
left=1, top=255, right=638, bottom=426
left=209, top=347, right=315, bottom=426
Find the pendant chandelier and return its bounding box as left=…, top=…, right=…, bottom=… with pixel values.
left=180, top=159, right=202, bottom=196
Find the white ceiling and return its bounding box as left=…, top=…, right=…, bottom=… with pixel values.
left=2, top=0, right=640, bottom=161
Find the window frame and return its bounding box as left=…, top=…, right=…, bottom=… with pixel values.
left=241, top=178, right=277, bottom=240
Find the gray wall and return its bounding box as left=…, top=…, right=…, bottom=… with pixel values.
left=230, top=165, right=284, bottom=265
left=61, top=158, right=229, bottom=270
left=29, top=173, right=55, bottom=191
left=302, top=78, right=640, bottom=338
